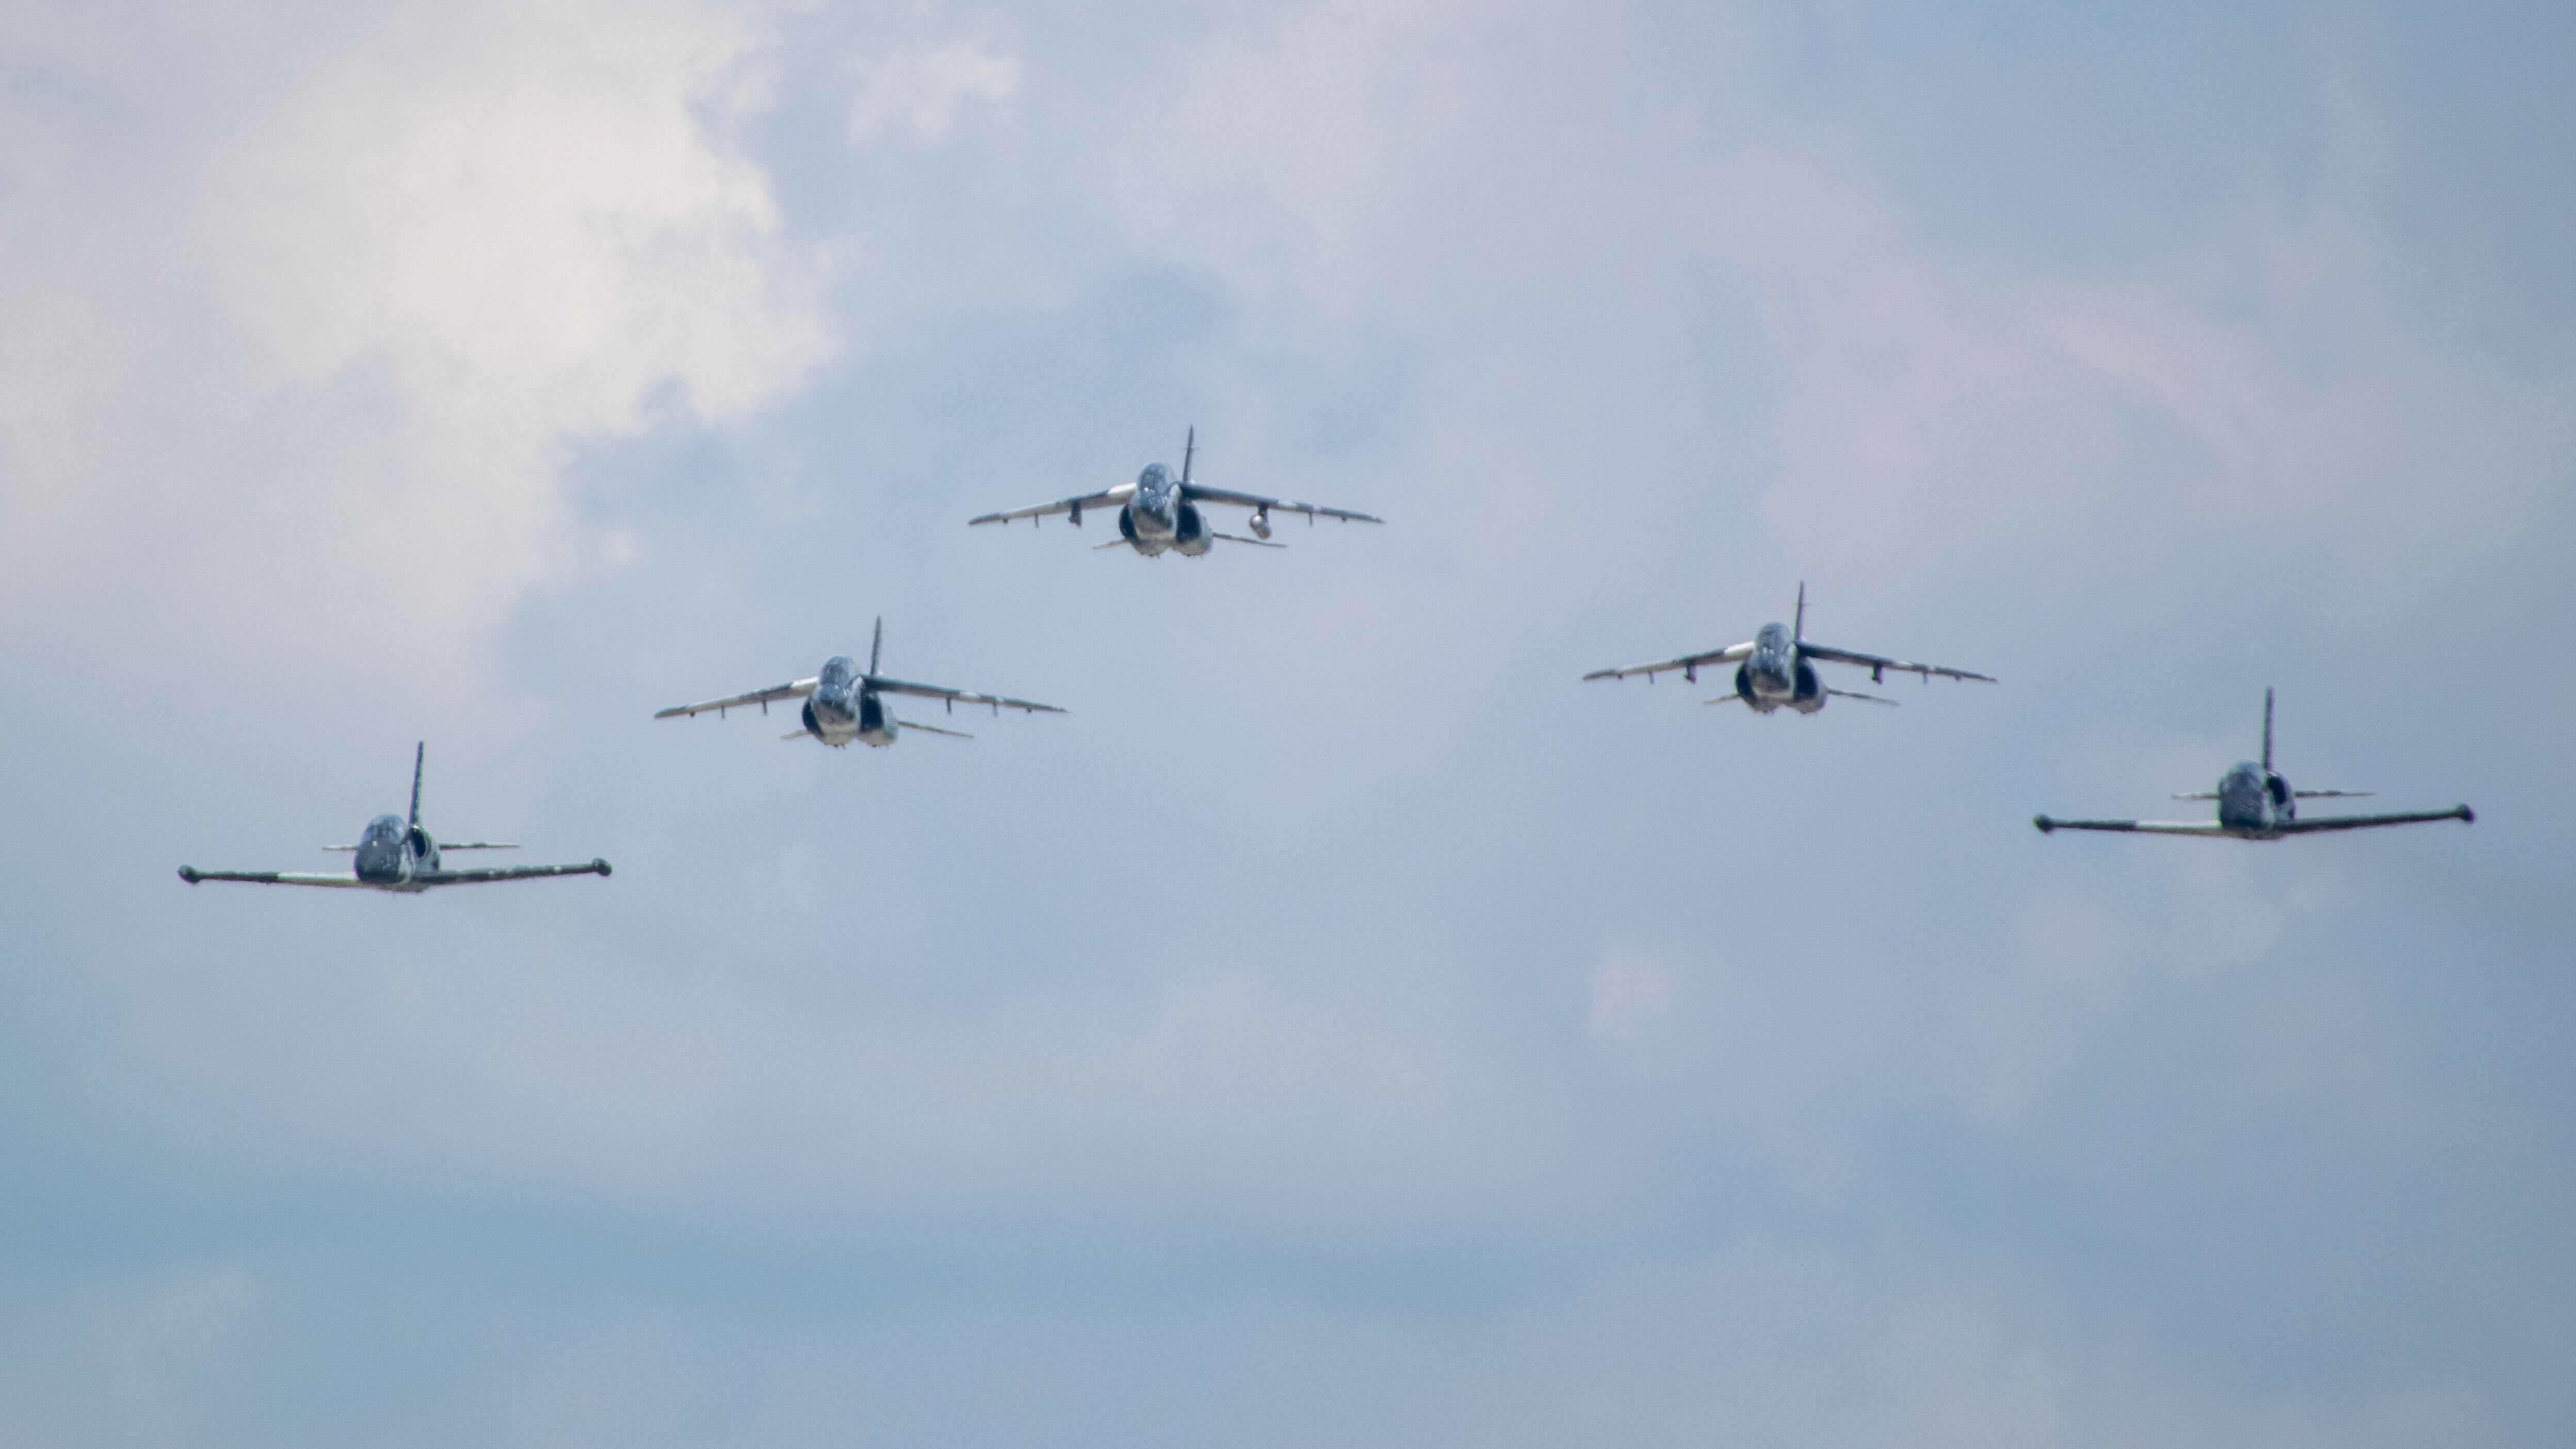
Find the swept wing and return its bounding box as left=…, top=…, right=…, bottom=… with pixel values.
left=1798, top=643, right=1995, bottom=685
left=967, top=483, right=1137, bottom=528
left=1583, top=642, right=1755, bottom=683
left=654, top=678, right=820, bottom=720
left=863, top=674, right=1064, bottom=716
left=1179, top=483, right=1383, bottom=525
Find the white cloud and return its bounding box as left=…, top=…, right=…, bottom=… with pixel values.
left=0, top=0, right=823, bottom=689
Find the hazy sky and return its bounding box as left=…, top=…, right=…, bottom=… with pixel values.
left=4, top=2, right=2571, bottom=1444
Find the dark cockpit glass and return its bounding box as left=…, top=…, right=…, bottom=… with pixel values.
left=364, top=815, right=404, bottom=840
left=819, top=655, right=856, bottom=689
left=1139, top=463, right=1169, bottom=489
left=1757, top=623, right=1786, bottom=649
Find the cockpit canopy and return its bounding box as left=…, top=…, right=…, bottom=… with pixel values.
left=363, top=814, right=405, bottom=841
left=819, top=654, right=858, bottom=689
left=1757, top=622, right=1789, bottom=649
left=1138, top=463, right=1171, bottom=489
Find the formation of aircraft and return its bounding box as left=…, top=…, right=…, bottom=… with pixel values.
left=2035, top=690, right=2474, bottom=840
left=654, top=617, right=1064, bottom=748
left=175, top=428, right=2478, bottom=893
left=1581, top=584, right=1994, bottom=712
left=177, top=744, right=610, bottom=891
left=967, top=428, right=1382, bottom=556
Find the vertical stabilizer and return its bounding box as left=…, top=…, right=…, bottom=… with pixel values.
left=409, top=742, right=426, bottom=829
left=1181, top=426, right=1196, bottom=485
left=870, top=616, right=884, bottom=675
left=2262, top=688, right=2275, bottom=774
left=1793, top=582, right=1807, bottom=644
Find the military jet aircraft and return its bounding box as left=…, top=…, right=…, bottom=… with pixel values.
left=656, top=617, right=1064, bottom=747
left=967, top=428, right=1382, bottom=556
left=2035, top=689, right=2473, bottom=840
left=1582, top=584, right=1994, bottom=712
left=177, top=743, right=610, bottom=890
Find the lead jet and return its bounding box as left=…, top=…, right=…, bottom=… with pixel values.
left=967, top=428, right=1382, bottom=556
left=1581, top=584, right=1994, bottom=713
left=2035, top=689, right=2473, bottom=840
left=655, top=617, right=1064, bottom=747
left=177, top=743, right=610, bottom=891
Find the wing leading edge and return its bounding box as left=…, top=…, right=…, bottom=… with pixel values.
left=177, top=868, right=376, bottom=887
left=1797, top=643, right=1996, bottom=685
left=863, top=674, right=1065, bottom=715
left=1179, top=484, right=1383, bottom=525
left=654, top=678, right=819, bottom=720
left=416, top=859, right=614, bottom=885
left=2272, top=806, right=2474, bottom=835
left=1582, top=643, right=1755, bottom=683
left=967, top=484, right=1137, bottom=528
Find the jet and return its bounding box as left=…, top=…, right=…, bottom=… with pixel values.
left=967, top=428, right=1382, bottom=556
left=655, top=617, right=1064, bottom=747
left=177, top=743, right=610, bottom=890
left=2035, top=689, right=2473, bottom=840
left=1582, top=584, right=1994, bottom=712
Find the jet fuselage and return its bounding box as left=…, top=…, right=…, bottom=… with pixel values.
left=1732, top=622, right=1825, bottom=713
left=1115, top=463, right=1212, bottom=557
left=800, top=654, right=898, bottom=747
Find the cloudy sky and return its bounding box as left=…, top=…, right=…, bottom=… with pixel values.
left=4, top=1, right=2571, bottom=1443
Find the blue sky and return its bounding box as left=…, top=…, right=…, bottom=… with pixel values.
left=3, top=2, right=2571, bottom=1444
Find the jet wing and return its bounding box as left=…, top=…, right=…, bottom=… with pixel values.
left=1582, top=642, right=1755, bottom=683
left=654, top=678, right=819, bottom=720
left=1799, top=643, right=1995, bottom=684
left=2273, top=806, right=2473, bottom=835
left=2031, top=817, right=2232, bottom=836
left=1179, top=484, right=1383, bottom=525
left=417, top=859, right=613, bottom=886
left=968, top=483, right=1137, bottom=528
left=178, top=867, right=375, bottom=887
left=863, top=675, right=1066, bottom=715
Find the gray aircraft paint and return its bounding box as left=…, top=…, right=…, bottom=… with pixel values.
left=2034, top=689, right=2474, bottom=840
left=967, top=428, right=1383, bottom=556
left=177, top=743, right=611, bottom=891
left=656, top=617, right=1063, bottom=749
left=1581, top=583, right=1994, bottom=714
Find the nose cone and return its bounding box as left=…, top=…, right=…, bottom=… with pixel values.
left=353, top=838, right=404, bottom=882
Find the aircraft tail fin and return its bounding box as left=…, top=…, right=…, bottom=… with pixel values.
left=1794, top=582, right=1806, bottom=644
left=409, top=742, right=425, bottom=829
left=2262, top=687, right=2275, bottom=774
left=1181, top=425, right=1196, bottom=485
left=870, top=616, right=884, bottom=675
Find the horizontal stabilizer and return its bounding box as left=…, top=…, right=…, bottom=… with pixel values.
left=436, top=842, right=518, bottom=851
left=782, top=730, right=813, bottom=742
left=2294, top=789, right=2372, bottom=799
left=1826, top=688, right=1899, bottom=706
left=2170, top=792, right=2219, bottom=801
left=1213, top=532, right=1285, bottom=548
left=896, top=718, right=975, bottom=740
left=1702, top=694, right=1744, bottom=707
